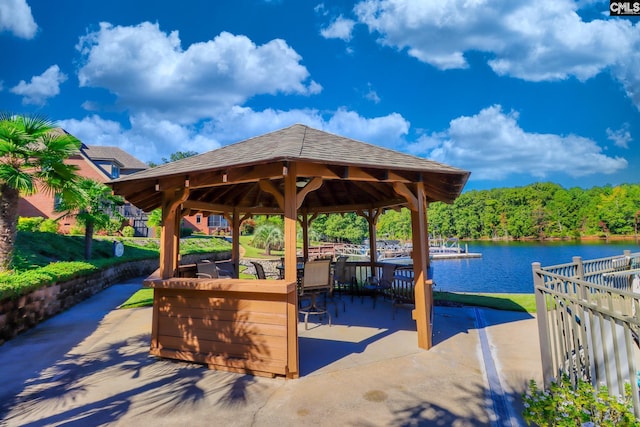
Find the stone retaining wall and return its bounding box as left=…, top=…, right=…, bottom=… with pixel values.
left=0, top=251, right=230, bottom=345
left=240, top=258, right=282, bottom=278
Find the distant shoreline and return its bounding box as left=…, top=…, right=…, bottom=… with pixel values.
left=465, top=235, right=639, bottom=242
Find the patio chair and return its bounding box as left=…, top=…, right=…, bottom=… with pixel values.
left=215, top=260, right=236, bottom=278
left=251, top=261, right=279, bottom=280
left=298, top=259, right=334, bottom=330
left=196, top=260, right=219, bottom=278
left=333, top=255, right=356, bottom=301
left=361, top=263, right=397, bottom=309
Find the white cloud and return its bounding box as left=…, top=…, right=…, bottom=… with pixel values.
left=10, top=65, right=67, bottom=105
left=364, top=83, right=381, bottom=103
left=59, top=115, right=221, bottom=165
left=0, top=0, right=37, bottom=39
left=606, top=125, right=632, bottom=149
left=321, top=15, right=356, bottom=41
left=59, top=108, right=409, bottom=164
left=76, top=22, right=322, bottom=123
left=407, top=105, right=627, bottom=180
left=354, top=0, right=640, bottom=108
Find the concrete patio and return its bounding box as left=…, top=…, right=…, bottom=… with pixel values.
left=0, top=278, right=542, bottom=426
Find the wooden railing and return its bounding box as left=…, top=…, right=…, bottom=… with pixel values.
left=342, top=261, right=428, bottom=306
left=532, top=250, right=640, bottom=416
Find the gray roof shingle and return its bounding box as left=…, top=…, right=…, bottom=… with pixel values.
left=83, top=145, right=148, bottom=171
left=112, top=124, right=465, bottom=182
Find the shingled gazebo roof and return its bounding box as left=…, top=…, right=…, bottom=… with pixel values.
left=109, top=124, right=469, bottom=214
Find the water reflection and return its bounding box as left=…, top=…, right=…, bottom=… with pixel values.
left=432, top=240, right=640, bottom=293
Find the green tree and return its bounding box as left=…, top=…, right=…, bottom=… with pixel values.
left=55, top=178, right=124, bottom=260
left=252, top=223, right=284, bottom=255
left=148, top=150, right=199, bottom=167
left=0, top=114, right=81, bottom=271
left=323, top=213, right=368, bottom=243
left=377, top=208, right=412, bottom=240
left=147, top=208, right=162, bottom=237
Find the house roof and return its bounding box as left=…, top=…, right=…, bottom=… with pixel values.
left=109, top=124, right=470, bottom=214
left=82, top=145, right=148, bottom=171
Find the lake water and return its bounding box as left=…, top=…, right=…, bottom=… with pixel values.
left=429, top=240, right=640, bottom=294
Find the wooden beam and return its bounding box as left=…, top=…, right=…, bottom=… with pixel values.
left=259, top=179, right=285, bottom=211
left=159, top=188, right=190, bottom=279
left=357, top=208, right=382, bottom=273
left=296, top=177, right=323, bottom=209
left=409, top=182, right=432, bottom=350
left=231, top=208, right=241, bottom=277
left=283, top=162, right=299, bottom=377
left=393, top=182, right=418, bottom=211
left=183, top=200, right=233, bottom=213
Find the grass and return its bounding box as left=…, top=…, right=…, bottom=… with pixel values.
left=119, top=288, right=154, bottom=308
left=116, top=236, right=537, bottom=313
left=239, top=235, right=283, bottom=259
left=434, top=291, right=536, bottom=313
left=1, top=231, right=232, bottom=300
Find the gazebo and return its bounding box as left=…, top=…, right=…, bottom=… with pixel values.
left=109, top=124, right=469, bottom=378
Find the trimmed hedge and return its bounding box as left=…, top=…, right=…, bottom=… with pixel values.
left=0, top=262, right=99, bottom=300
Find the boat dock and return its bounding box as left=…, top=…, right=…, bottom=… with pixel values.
left=306, top=238, right=482, bottom=261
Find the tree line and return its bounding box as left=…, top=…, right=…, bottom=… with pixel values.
left=424, top=182, right=640, bottom=240
left=305, top=182, right=640, bottom=243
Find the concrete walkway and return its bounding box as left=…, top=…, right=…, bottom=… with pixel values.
left=0, top=279, right=542, bottom=427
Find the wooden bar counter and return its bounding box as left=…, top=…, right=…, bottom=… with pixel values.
left=144, top=272, right=299, bottom=378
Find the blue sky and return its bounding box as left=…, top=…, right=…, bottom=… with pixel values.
left=1, top=0, right=639, bottom=191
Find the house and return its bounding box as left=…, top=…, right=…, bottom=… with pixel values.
left=18, top=129, right=150, bottom=234
left=18, top=128, right=229, bottom=236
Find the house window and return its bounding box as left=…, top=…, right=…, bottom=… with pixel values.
left=207, top=215, right=228, bottom=228
left=111, top=165, right=120, bottom=178
left=53, top=194, right=63, bottom=210
left=196, top=214, right=202, bottom=224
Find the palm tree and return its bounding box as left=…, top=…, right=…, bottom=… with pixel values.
left=0, top=113, right=81, bottom=272
left=252, top=223, right=284, bottom=256
left=55, top=178, right=124, bottom=260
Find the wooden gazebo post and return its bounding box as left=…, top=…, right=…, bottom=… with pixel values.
left=394, top=182, right=432, bottom=349
left=358, top=208, right=382, bottom=277
left=283, top=162, right=299, bottom=377
left=159, top=188, right=189, bottom=279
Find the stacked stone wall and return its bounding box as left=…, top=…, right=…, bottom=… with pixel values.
left=0, top=251, right=231, bottom=345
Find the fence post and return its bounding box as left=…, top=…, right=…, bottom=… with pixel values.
left=573, top=256, right=584, bottom=280
left=532, top=262, right=554, bottom=388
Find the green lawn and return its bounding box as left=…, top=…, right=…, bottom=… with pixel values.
left=121, top=287, right=536, bottom=313
left=120, top=236, right=537, bottom=313
left=239, top=235, right=283, bottom=259
left=434, top=291, right=536, bottom=313
left=1, top=232, right=232, bottom=300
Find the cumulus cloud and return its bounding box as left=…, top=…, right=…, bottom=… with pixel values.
left=320, top=15, right=356, bottom=41
left=353, top=0, right=640, bottom=108
left=59, top=114, right=221, bottom=165
left=407, top=105, right=627, bottom=181
left=606, top=125, right=632, bottom=149
left=60, top=108, right=408, bottom=164
left=0, top=0, right=37, bottom=39
left=76, top=22, right=322, bottom=123
left=10, top=65, right=67, bottom=105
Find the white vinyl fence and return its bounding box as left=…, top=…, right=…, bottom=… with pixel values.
left=532, top=250, right=640, bottom=416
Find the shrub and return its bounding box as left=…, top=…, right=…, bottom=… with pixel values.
left=121, top=226, right=135, bottom=237
left=523, top=376, right=639, bottom=426
left=104, top=219, right=123, bottom=236
left=0, top=261, right=99, bottom=300
left=18, top=217, right=44, bottom=232
left=69, top=224, right=85, bottom=235
left=241, top=218, right=256, bottom=235
left=38, top=219, right=59, bottom=233
left=180, top=227, right=193, bottom=237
